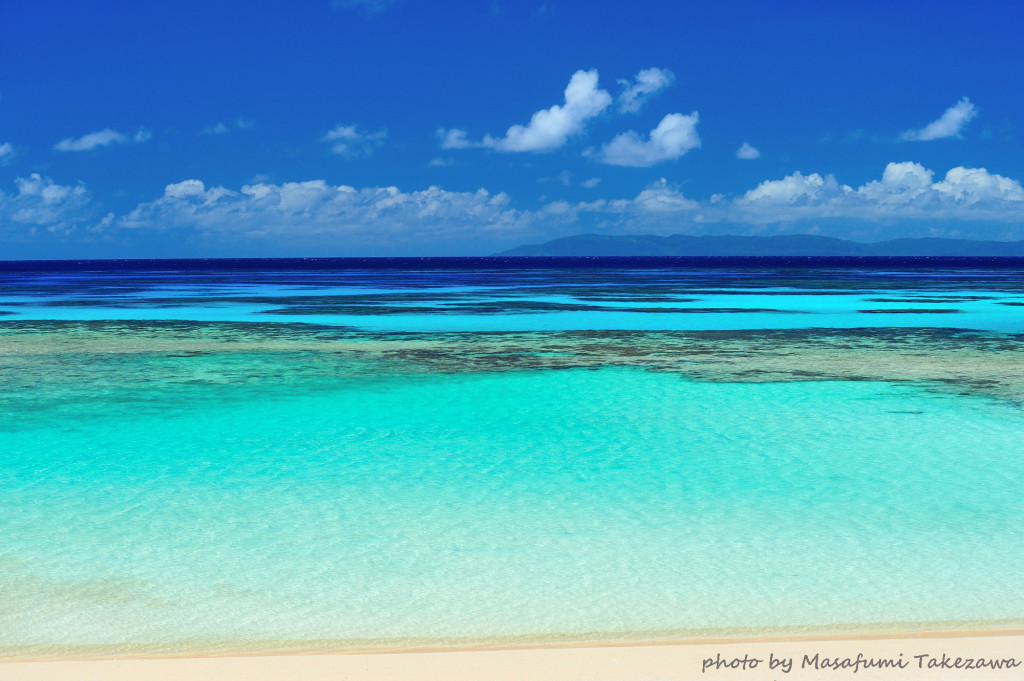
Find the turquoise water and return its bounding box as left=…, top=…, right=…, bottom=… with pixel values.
left=2, top=262, right=1024, bottom=655
left=3, top=264, right=1024, bottom=333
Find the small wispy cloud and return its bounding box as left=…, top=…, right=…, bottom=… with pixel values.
left=736, top=142, right=760, bottom=159
left=581, top=177, right=601, bottom=188
left=202, top=117, right=254, bottom=135
left=0, top=142, right=14, bottom=164
left=616, top=67, right=674, bottom=114
left=322, top=124, right=387, bottom=158
left=54, top=127, right=151, bottom=152
left=437, top=128, right=474, bottom=150
left=593, top=112, right=700, bottom=167
left=900, top=97, right=978, bottom=141
left=202, top=122, right=230, bottom=135
left=536, top=170, right=574, bottom=186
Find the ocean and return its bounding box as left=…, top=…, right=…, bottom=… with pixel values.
left=2, top=257, right=1023, bottom=656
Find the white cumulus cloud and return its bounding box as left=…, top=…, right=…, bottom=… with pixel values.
left=480, top=70, right=612, bottom=152
left=322, top=124, right=387, bottom=158
left=617, top=67, right=675, bottom=113
left=116, top=179, right=538, bottom=251
left=734, top=171, right=852, bottom=221
left=543, top=178, right=703, bottom=233
left=900, top=97, right=979, bottom=141
left=856, top=161, right=935, bottom=207
left=594, top=112, right=700, bottom=167
left=861, top=162, right=1024, bottom=215
left=542, top=162, right=1024, bottom=238
left=736, top=142, right=760, bottom=159
left=163, top=179, right=210, bottom=199
left=7, top=161, right=1023, bottom=253
left=624, top=178, right=701, bottom=213
left=0, top=174, right=94, bottom=232
left=730, top=162, right=1024, bottom=223
left=932, top=166, right=1024, bottom=206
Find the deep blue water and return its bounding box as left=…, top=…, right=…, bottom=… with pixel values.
left=4, top=255, right=1024, bottom=271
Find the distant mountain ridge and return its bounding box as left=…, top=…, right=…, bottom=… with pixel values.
left=496, top=234, right=1024, bottom=257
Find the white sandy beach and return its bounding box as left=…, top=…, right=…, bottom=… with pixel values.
left=2, top=631, right=1022, bottom=681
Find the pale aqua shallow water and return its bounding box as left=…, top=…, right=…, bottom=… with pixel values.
left=2, top=262, right=1024, bottom=653
left=3, top=367, right=1024, bottom=647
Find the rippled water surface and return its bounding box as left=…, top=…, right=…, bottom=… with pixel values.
left=2, top=258, right=1024, bottom=656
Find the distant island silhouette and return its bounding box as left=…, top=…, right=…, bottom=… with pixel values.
left=497, top=234, right=1024, bottom=257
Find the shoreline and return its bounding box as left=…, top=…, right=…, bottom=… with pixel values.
left=3, top=629, right=1023, bottom=681
left=4, top=620, right=1024, bottom=662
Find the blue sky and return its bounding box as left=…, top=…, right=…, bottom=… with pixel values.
left=2, top=0, right=1023, bottom=257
